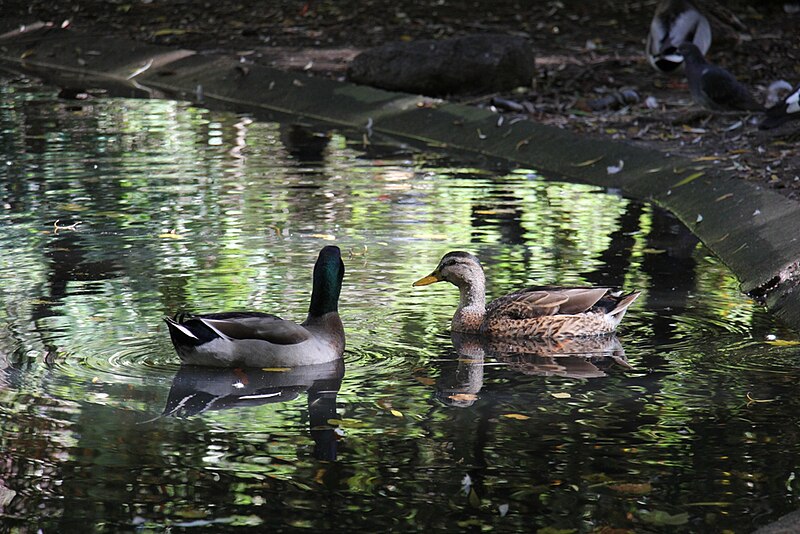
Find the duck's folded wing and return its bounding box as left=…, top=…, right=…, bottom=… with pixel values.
left=197, top=312, right=312, bottom=345
left=487, top=287, right=610, bottom=318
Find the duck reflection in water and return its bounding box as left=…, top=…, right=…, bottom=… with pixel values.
left=435, top=333, right=630, bottom=407
left=162, top=360, right=344, bottom=461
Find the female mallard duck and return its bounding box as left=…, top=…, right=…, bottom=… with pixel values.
left=413, top=251, right=640, bottom=338
left=164, top=246, right=345, bottom=367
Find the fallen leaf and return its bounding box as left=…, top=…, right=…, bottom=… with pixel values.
left=572, top=155, right=604, bottom=167
left=502, top=413, right=530, bottom=420
left=682, top=125, right=706, bottom=133
left=606, top=160, right=624, bottom=174
left=261, top=367, right=291, bottom=372
left=672, top=171, right=705, bottom=187
left=637, top=510, right=689, bottom=526
left=551, top=392, right=571, bottom=399
left=153, top=28, right=190, bottom=37
left=609, top=483, right=652, bottom=495
left=158, top=232, right=182, bottom=239
left=715, top=193, right=734, bottom=202
left=390, top=409, right=403, bottom=418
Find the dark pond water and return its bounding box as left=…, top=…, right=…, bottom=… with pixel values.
left=1, top=76, right=800, bottom=533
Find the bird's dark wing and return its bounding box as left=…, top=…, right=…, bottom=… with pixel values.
left=701, top=68, right=762, bottom=111
left=191, top=312, right=312, bottom=345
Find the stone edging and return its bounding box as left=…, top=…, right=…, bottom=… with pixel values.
left=2, top=25, right=799, bottom=329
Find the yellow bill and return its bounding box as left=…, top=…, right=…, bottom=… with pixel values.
left=412, top=273, right=441, bottom=286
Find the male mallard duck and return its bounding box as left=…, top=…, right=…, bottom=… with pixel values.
left=760, top=82, right=800, bottom=129
left=647, top=0, right=712, bottom=74
left=164, top=246, right=345, bottom=367
left=677, top=42, right=762, bottom=111
left=413, top=251, right=640, bottom=338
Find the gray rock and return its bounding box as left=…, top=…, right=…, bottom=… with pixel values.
left=347, top=34, right=535, bottom=96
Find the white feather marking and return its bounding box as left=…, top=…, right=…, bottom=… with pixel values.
left=239, top=392, right=282, bottom=400
left=173, top=322, right=199, bottom=340
left=787, top=88, right=800, bottom=114
left=199, top=318, right=233, bottom=340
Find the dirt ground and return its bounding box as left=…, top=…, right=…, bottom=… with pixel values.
left=4, top=0, right=800, bottom=196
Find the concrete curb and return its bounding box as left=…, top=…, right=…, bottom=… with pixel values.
left=2, top=25, right=799, bottom=328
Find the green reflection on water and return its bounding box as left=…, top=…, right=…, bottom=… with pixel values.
left=0, top=78, right=798, bottom=533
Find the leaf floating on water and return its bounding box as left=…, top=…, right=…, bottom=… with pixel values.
left=502, top=413, right=530, bottom=420
left=715, top=193, right=734, bottom=202
left=413, top=376, right=436, bottom=386
left=390, top=409, right=403, bottom=418
left=448, top=393, right=478, bottom=402
left=551, top=392, right=571, bottom=399
left=468, top=487, right=481, bottom=508
left=412, top=233, right=449, bottom=241
left=498, top=503, right=509, bottom=517
left=53, top=219, right=82, bottom=234
left=609, top=482, right=652, bottom=495
left=327, top=418, right=368, bottom=428
left=672, top=171, right=705, bottom=187
left=572, top=155, right=604, bottom=167
left=765, top=339, right=800, bottom=347
left=307, top=233, right=336, bottom=241
left=642, top=248, right=666, bottom=254
left=261, top=367, right=292, bottom=372
left=637, top=510, right=689, bottom=526
left=158, top=231, right=182, bottom=239
left=746, top=392, right=777, bottom=404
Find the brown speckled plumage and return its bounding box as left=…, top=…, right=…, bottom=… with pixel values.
left=413, top=251, right=640, bottom=339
